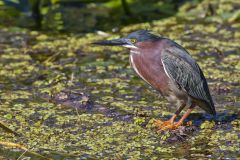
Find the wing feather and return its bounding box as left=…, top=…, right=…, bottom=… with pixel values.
left=161, top=45, right=216, bottom=115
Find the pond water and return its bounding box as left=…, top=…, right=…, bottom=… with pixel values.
left=0, top=0, right=239, bottom=159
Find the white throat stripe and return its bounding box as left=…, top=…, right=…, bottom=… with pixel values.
left=123, top=44, right=138, bottom=49
left=130, top=50, right=140, bottom=54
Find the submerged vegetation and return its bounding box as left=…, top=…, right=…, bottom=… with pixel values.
left=0, top=0, right=239, bottom=159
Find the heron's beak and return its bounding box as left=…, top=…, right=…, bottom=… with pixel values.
left=93, top=38, right=128, bottom=46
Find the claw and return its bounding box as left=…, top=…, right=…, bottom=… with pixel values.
left=153, top=119, right=184, bottom=131
left=154, top=108, right=194, bottom=131
left=154, top=119, right=175, bottom=130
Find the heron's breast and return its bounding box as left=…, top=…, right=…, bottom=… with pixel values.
left=129, top=52, right=171, bottom=95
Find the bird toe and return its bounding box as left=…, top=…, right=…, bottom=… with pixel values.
left=153, top=119, right=175, bottom=131
left=153, top=119, right=190, bottom=131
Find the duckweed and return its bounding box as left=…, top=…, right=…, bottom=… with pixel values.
left=0, top=0, right=239, bottom=159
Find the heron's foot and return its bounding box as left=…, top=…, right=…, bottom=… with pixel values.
left=153, top=119, right=184, bottom=131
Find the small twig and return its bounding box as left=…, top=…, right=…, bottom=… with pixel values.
left=75, top=107, right=81, bottom=124
left=0, top=141, right=28, bottom=150
left=62, top=90, right=83, bottom=95
left=0, top=141, right=50, bottom=160
left=0, top=121, right=19, bottom=136
left=43, top=51, right=62, bottom=64
left=17, top=148, right=28, bottom=160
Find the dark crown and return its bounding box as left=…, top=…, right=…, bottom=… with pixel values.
left=126, top=30, right=160, bottom=42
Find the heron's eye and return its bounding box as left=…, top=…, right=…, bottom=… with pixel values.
left=130, top=39, right=137, bottom=44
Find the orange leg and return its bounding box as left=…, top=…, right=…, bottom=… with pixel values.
left=154, top=104, right=195, bottom=130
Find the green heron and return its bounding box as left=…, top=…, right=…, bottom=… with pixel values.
left=94, top=30, right=216, bottom=130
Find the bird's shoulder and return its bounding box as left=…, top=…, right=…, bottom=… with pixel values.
left=160, top=39, right=200, bottom=73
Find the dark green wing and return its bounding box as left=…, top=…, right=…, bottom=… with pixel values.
left=161, top=45, right=216, bottom=115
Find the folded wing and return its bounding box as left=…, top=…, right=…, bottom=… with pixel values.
left=161, top=44, right=216, bottom=115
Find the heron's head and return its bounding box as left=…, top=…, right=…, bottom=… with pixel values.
left=94, top=30, right=160, bottom=49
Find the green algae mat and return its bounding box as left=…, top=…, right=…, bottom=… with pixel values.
left=0, top=0, right=240, bottom=159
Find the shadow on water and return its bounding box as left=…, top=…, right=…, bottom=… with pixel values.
left=0, top=0, right=203, bottom=32
left=46, top=88, right=239, bottom=129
